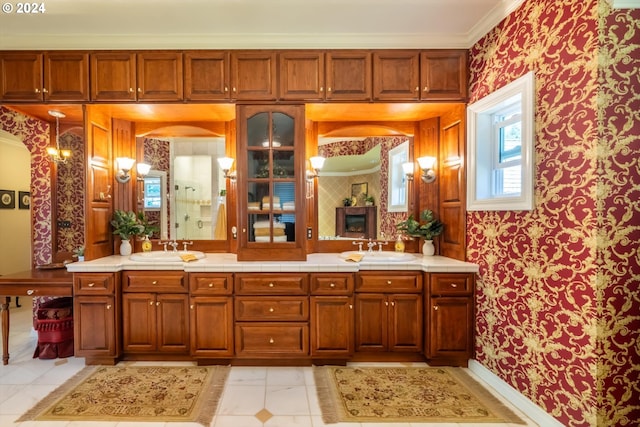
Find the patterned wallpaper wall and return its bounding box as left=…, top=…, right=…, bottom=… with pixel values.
left=318, top=136, right=410, bottom=240
left=467, top=1, right=639, bottom=425
left=0, top=106, right=52, bottom=266
left=55, top=132, right=85, bottom=254
left=142, top=138, right=171, bottom=238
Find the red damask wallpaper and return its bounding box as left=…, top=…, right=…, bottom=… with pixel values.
left=467, top=1, right=639, bottom=426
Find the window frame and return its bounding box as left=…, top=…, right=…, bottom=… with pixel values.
left=467, top=71, right=535, bottom=211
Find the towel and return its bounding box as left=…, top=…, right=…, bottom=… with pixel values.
left=255, top=235, right=287, bottom=242
left=180, top=253, right=200, bottom=262
left=254, top=228, right=285, bottom=237
left=214, top=202, right=227, bottom=240
left=343, top=253, right=364, bottom=262
left=253, top=220, right=286, bottom=229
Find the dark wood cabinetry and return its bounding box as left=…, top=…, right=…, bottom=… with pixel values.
left=184, top=51, right=230, bottom=100
left=355, top=272, right=423, bottom=353
left=425, top=273, right=474, bottom=366
left=420, top=50, right=468, bottom=100
left=121, top=271, right=189, bottom=355
left=0, top=51, right=89, bottom=101
left=230, top=51, right=277, bottom=100
left=73, top=272, right=120, bottom=364
left=279, top=51, right=325, bottom=101
left=373, top=50, right=420, bottom=101
left=90, top=51, right=183, bottom=101
left=326, top=51, right=372, bottom=101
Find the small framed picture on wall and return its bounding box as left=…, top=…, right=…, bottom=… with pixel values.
left=0, top=190, right=15, bottom=209
left=18, top=191, right=30, bottom=209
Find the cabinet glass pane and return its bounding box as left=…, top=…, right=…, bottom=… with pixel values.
left=248, top=214, right=290, bottom=243
left=247, top=182, right=270, bottom=210
left=274, top=182, right=295, bottom=213
left=273, top=150, right=295, bottom=178
left=247, top=113, right=269, bottom=147
left=272, top=113, right=294, bottom=148
left=248, top=151, right=270, bottom=179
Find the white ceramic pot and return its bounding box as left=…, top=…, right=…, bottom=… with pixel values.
left=422, top=239, right=435, bottom=256
left=120, top=239, right=132, bottom=256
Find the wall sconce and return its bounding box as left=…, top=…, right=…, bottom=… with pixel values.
left=417, top=156, right=436, bottom=183
left=47, top=110, right=71, bottom=164
left=306, top=156, right=325, bottom=181
left=217, top=157, right=236, bottom=181
left=115, top=157, right=136, bottom=183
left=402, top=161, right=415, bottom=181
left=136, top=162, right=151, bottom=180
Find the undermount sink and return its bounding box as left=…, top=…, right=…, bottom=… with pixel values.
left=339, top=251, right=415, bottom=263
left=129, top=250, right=206, bottom=262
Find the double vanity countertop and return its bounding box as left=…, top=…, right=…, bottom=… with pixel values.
left=65, top=252, right=479, bottom=274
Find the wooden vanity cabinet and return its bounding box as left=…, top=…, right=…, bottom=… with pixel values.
left=90, top=51, right=183, bottom=101
left=310, top=273, right=355, bottom=359
left=425, top=273, right=475, bottom=366
left=73, top=272, right=121, bottom=365
left=354, top=272, right=423, bottom=352
left=189, top=273, right=234, bottom=358
left=234, top=273, right=309, bottom=359
left=0, top=51, right=89, bottom=101
left=121, top=271, right=189, bottom=355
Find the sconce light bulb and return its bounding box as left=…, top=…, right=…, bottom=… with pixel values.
left=402, top=161, right=415, bottom=176
left=217, top=157, right=234, bottom=171
left=310, top=156, right=325, bottom=170
left=137, top=162, right=151, bottom=177
left=417, top=156, right=436, bottom=170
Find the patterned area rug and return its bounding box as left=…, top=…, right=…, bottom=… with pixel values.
left=18, top=365, right=229, bottom=426
left=314, top=366, right=526, bottom=424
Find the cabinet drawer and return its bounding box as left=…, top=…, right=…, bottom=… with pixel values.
left=235, top=274, right=308, bottom=295
left=122, top=271, right=187, bottom=292
left=429, top=273, right=473, bottom=295
left=356, top=272, right=422, bottom=293
left=235, top=323, right=309, bottom=356
left=189, top=273, right=233, bottom=295
left=310, top=273, right=354, bottom=295
left=74, top=273, right=115, bottom=295
left=235, top=297, right=308, bottom=321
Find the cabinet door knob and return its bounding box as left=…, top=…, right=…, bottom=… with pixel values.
left=190, top=304, right=194, bottom=309
left=423, top=86, right=429, bottom=92
left=391, top=301, right=395, bottom=306
left=349, top=304, right=353, bottom=310
left=232, top=87, right=237, bottom=92
left=329, top=283, right=335, bottom=288
left=385, top=301, right=389, bottom=306
left=106, top=304, right=112, bottom=310
left=414, top=86, right=419, bottom=92
left=88, top=282, right=95, bottom=287
left=149, top=301, right=154, bottom=305
left=433, top=305, right=439, bottom=311
left=27, top=289, right=35, bottom=295
left=450, top=283, right=458, bottom=288
left=327, top=87, right=332, bottom=92
left=268, top=282, right=275, bottom=288
left=156, top=301, right=160, bottom=306
left=34, top=88, right=40, bottom=93
left=269, top=337, right=275, bottom=344
left=224, top=86, right=228, bottom=92
left=152, top=280, right=158, bottom=285
left=208, top=283, right=214, bottom=288
left=129, top=88, right=134, bottom=92
left=42, top=87, right=48, bottom=93
left=137, top=87, right=142, bottom=92
left=387, top=280, right=392, bottom=285
left=269, top=307, right=274, bottom=312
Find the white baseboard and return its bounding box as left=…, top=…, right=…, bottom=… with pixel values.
left=468, top=360, right=565, bottom=427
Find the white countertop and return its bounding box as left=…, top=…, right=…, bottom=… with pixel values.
left=66, top=252, right=479, bottom=274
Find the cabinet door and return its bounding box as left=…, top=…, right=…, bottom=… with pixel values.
left=156, top=293, right=189, bottom=353
left=311, top=296, right=354, bottom=357
left=372, top=50, right=420, bottom=100
left=137, top=51, right=184, bottom=101
left=230, top=51, right=277, bottom=100
left=325, top=51, right=371, bottom=101
left=90, top=52, right=137, bottom=101
left=388, top=294, right=422, bottom=352
left=0, top=52, right=43, bottom=101
left=122, top=292, right=156, bottom=352
left=279, top=51, right=325, bottom=101
left=190, top=297, right=234, bottom=357
left=427, top=296, right=474, bottom=360
left=354, top=293, right=387, bottom=352
left=184, top=51, right=230, bottom=100
left=74, top=295, right=118, bottom=358
left=420, top=50, right=468, bottom=100
left=44, top=52, right=89, bottom=101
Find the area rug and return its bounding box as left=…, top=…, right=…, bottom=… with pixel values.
left=314, top=366, right=526, bottom=424
left=18, top=365, right=230, bottom=426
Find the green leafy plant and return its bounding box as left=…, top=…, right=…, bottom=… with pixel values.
left=73, top=246, right=84, bottom=257
left=136, top=211, right=159, bottom=238
left=396, top=209, right=444, bottom=240
left=365, top=195, right=375, bottom=204
left=110, top=210, right=146, bottom=240
left=342, top=197, right=352, bottom=207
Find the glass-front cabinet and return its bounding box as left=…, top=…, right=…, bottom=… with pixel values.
left=237, top=105, right=307, bottom=261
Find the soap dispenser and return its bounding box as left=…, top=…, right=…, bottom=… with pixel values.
left=394, top=235, right=405, bottom=252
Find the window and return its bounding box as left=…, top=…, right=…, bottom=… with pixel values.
left=387, top=140, right=409, bottom=212
left=467, top=71, right=535, bottom=211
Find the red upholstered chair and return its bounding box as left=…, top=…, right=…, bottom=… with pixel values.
left=33, top=297, right=74, bottom=359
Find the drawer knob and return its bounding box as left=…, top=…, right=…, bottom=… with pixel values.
left=27, top=289, right=35, bottom=295
left=434, top=305, right=439, bottom=311
left=269, top=307, right=274, bottom=312
left=150, top=301, right=154, bottom=305
left=387, top=280, right=392, bottom=285
left=268, top=283, right=275, bottom=288
left=156, top=301, right=160, bottom=306
left=88, top=282, right=95, bottom=287
left=450, top=283, right=458, bottom=288
left=208, top=283, right=214, bottom=287
left=106, top=304, right=112, bottom=310
left=269, top=337, right=274, bottom=344
left=330, top=283, right=335, bottom=288
left=190, top=304, right=194, bottom=309
left=152, top=280, right=158, bottom=285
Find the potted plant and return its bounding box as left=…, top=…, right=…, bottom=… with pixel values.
left=395, top=209, right=444, bottom=256
left=342, top=197, right=352, bottom=207
left=111, top=210, right=146, bottom=255
left=73, top=246, right=85, bottom=262
left=365, top=195, right=375, bottom=206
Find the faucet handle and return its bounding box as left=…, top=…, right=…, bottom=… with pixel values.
left=182, top=241, right=193, bottom=251
left=377, top=241, right=389, bottom=252
left=352, top=240, right=364, bottom=252
left=158, top=241, right=169, bottom=252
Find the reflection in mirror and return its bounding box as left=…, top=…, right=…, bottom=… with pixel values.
left=140, top=137, right=227, bottom=241
left=317, top=136, right=411, bottom=241
left=141, top=170, right=168, bottom=240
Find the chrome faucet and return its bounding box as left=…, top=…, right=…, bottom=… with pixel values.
left=352, top=241, right=364, bottom=252
left=181, top=241, right=193, bottom=251
left=377, top=241, right=388, bottom=252
left=367, top=239, right=376, bottom=253
left=168, top=241, right=179, bottom=252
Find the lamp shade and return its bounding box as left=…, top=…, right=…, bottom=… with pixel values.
left=417, top=156, right=436, bottom=169
left=116, top=157, right=135, bottom=171
left=310, top=156, right=325, bottom=170
left=402, top=161, right=414, bottom=175
left=137, top=162, right=151, bottom=176
left=217, top=157, right=234, bottom=170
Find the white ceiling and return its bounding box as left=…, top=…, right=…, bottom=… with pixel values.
left=0, top=0, right=525, bottom=50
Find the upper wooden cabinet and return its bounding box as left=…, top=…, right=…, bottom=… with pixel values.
left=90, top=51, right=183, bottom=101
left=0, top=51, right=89, bottom=101
left=230, top=51, right=277, bottom=100
left=373, top=50, right=420, bottom=101
left=326, top=51, right=372, bottom=101
left=184, top=51, right=230, bottom=101
left=279, top=51, right=325, bottom=101
left=420, top=50, right=468, bottom=100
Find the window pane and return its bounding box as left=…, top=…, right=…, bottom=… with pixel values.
left=494, top=165, right=521, bottom=195
left=499, top=121, right=522, bottom=163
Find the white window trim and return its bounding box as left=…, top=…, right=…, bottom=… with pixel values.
left=467, top=71, right=535, bottom=211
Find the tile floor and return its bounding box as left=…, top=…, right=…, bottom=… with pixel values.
left=0, top=301, right=538, bottom=427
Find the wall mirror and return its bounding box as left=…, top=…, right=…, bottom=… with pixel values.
left=138, top=135, right=228, bottom=241
left=317, top=132, right=413, bottom=241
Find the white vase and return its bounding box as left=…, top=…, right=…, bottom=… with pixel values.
left=120, top=239, right=132, bottom=256
left=422, top=240, right=435, bottom=256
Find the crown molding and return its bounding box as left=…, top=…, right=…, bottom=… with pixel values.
left=467, top=0, right=526, bottom=46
